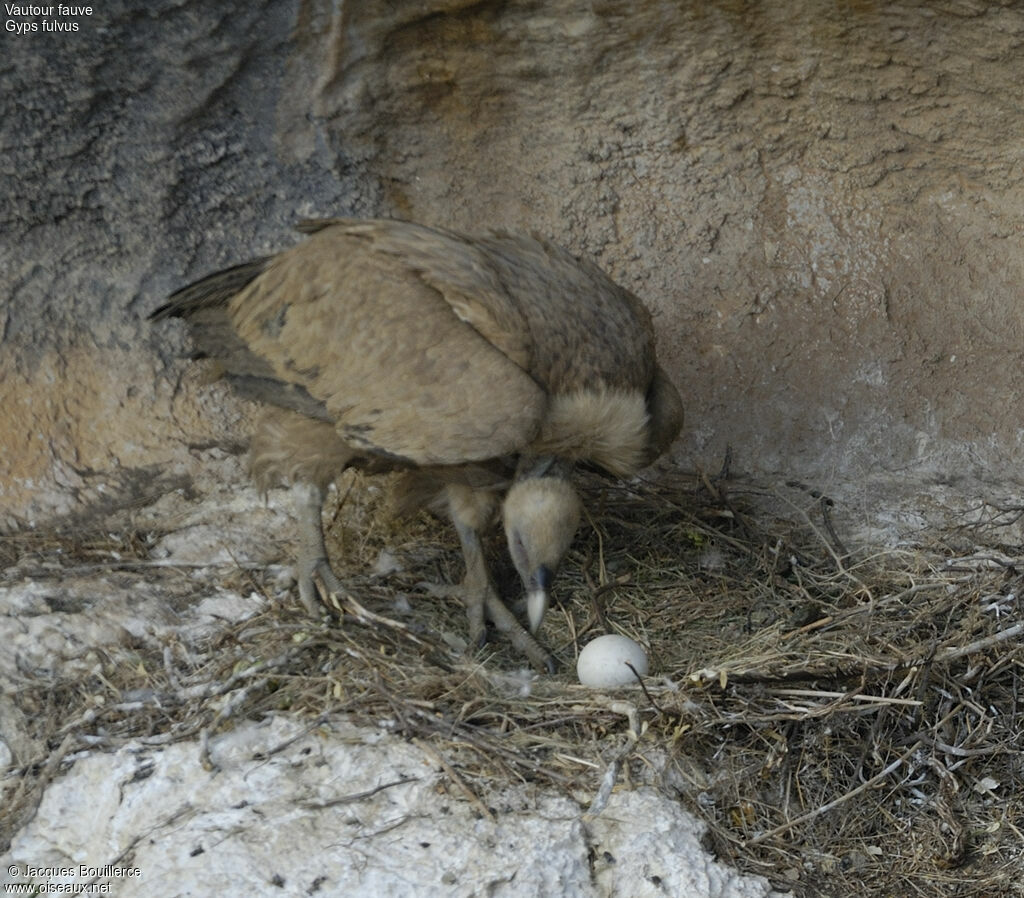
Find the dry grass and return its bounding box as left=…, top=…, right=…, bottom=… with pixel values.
left=3, top=468, right=1024, bottom=897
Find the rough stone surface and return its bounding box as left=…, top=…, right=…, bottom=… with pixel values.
left=3, top=0, right=1024, bottom=530
left=2, top=717, right=781, bottom=898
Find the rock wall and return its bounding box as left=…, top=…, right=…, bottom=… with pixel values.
left=3, top=0, right=1023, bottom=528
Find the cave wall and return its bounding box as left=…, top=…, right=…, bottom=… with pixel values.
left=2, top=0, right=1023, bottom=529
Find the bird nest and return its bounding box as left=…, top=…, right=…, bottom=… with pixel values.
left=3, top=467, right=1024, bottom=897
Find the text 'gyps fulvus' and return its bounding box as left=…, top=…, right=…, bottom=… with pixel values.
left=152, top=219, right=683, bottom=671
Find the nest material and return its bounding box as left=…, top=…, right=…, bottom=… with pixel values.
left=3, top=469, right=1024, bottom=897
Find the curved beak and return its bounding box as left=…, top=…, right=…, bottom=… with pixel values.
left=527, top=589, right=548, bottom=634
left=526, top=564, right=553, bottom=633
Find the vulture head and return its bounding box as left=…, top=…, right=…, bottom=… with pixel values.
left=502, top=466, right=582, bottom=634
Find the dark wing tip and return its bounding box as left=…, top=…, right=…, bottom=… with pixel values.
left=149, top=257, right=275, bottom=321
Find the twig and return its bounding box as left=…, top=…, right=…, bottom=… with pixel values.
left=413, top=737, right=495, bottom=822
left=746, top=740, right=923, bottom=845
left=342, top=593, right=428, bottom=646
left=916, top=733, right=1009, bottom=759
left=716, top=446, right=733, bottom=481
left=581, top=565, right=614, bottom=633
left=819, top=496, right=848, bottom=558
left=697, top=466, right=722, bottom=503
left=253, top=716, right=331, bottom=760
left=626, top=661, right=665, bottom=715
left=299, top=775, right=418, bottom=810
left=585, top=756, right=622, bottom=818
left=931, top=622, right=1024, bottom=664
left=767, top=688, right=923, bottom=708
left=772, top=488, right=866, bottom=594
left=584, top=700, right=641, bottom=819
left=4, top=733, right=76, bottom=836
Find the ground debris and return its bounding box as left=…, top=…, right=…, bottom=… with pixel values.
left=2, top=469, right=1023, bottom=897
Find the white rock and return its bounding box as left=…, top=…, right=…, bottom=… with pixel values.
left=577, top=634, right=649, bottom=687
left=1, top=717, right=782, bottom=898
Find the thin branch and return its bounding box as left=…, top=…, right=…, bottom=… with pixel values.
left=746, top=741, right=922, bottom=846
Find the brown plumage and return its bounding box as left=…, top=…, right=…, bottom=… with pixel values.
left=152, top=218, right=683, bottom=671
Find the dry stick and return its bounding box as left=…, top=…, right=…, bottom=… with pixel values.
left=579, top=506, right=612, bottom=634
left=585, top=700, right=641, bottom=819
left=745, top=740, right=923, bottom=846
left=930, top=621, right=1024, bottom=664
left=6, top=732, right=76, bottom=833
left=716, top=445, right=733, bottom=481
left=298, top=776, right=418, bottom=810
left=767, top=688, right=923, bottom=708
left=413, top=737, right=496, bottom=823
left=697, top=465, right=723, bottom=503
left=254, top=715, right=331, bottom=760
left=581, top=560, right=612, bottom=634
left=706, top=622, right=1024, bottom=687
left=341, top=592, right=428, bottom=647
left=819, top=496, right=848, bottom=558
left=917, top=734, right=1008, bottom=759
left=771, top=488, right=868, bottom=597
left=626, top=661, right=666, bottom=716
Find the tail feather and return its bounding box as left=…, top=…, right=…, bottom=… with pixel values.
left=150, top=257, right=273, bottom=320
left=295, top=218, right=350, bottom=236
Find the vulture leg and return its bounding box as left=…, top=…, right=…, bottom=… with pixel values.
left=444, top=484, right=496, bottom=649
left=293, top=481, right=343, bottom=614
left=482, top=590, right=557, bottom=675
left=446, top=485, right=556, bottom=672
left=450, top=517, right=490, bottom=650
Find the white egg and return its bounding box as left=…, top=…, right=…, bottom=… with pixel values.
left=576, top=634, right=649, bottom=687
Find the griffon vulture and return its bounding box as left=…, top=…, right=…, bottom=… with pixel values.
left=152, top=218, right=683, bottom=671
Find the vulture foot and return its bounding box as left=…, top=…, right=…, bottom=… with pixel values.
left=482, top=589, right=557, bottom=674
left=297, top=554, right=346, bottom=616
left=417, top=580, right=555, bottom=672
left=448, top=515, right=557, bottom=672
left=417, top=579, right=488, bottom=651
left=293, top=482, right=345, bottom=615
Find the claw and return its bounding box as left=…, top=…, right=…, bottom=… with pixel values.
left=293, top=482, right=346, bottom=616
left=296, top=556, right=345, bottom=615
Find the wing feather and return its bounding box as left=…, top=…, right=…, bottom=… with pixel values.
left=228, top=226, right=545, bottom=466
left=296, top=218, right=533, bottom=371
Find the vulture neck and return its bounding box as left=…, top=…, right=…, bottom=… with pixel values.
left=515, top=454, right=575, bottom=484
left=527, top=389, right=650, bottom=479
